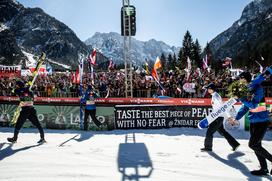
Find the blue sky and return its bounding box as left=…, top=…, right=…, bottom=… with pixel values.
left=17, top=0, right=252, bottom=48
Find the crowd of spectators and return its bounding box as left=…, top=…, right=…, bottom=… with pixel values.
left=0, top=68, right=271, bottom=98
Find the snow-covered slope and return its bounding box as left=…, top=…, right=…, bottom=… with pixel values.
left=1, top=127, right=272, bottom=181
left=0, top=0, right=88, bottom=69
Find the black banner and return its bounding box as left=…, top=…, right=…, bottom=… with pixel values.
left=115, top=105, right=212, bottom=129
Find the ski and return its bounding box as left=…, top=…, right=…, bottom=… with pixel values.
left=10, top=52, right=46, bottom=125
left=198, top=98, right=237, bottom=129
left=28, top=52, right=46, bottom=90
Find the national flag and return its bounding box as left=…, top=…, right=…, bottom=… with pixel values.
left=151, top=68, right=159, bottom=81
left=202, top=54, right=208, bottom=69
left=46, top=63, right=53, bottom=75
left=88, top=48, right=97, bottom=65
left=108, top=58, right=114, bottom=70
left=154, top=57, right=162, bottom=70
left=72, top=66, right=80, bottom=84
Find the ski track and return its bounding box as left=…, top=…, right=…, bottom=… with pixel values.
left=0, top=127, right=272, bottom=181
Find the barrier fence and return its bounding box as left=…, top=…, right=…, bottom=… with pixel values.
left=0, top=97, right=271, bottom=131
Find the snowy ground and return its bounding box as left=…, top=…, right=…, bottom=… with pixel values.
left=0, top=127, right=272, bottom=181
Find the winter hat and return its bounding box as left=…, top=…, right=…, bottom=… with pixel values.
left=87, top=84, right=93, bottom=90
left=16, top=80, right=24, bottom=88
left=206, top=83, right=216, bottom=91
left=239, top=72, right=252, bottom=82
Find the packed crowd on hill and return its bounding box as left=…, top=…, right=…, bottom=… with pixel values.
left=0, top=68, right=271, bottom=98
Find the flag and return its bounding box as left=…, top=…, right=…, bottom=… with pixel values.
left=195, top=67, right=202, bottom=77
left=88, top=48, right=97, bottom=65
left=202, top=54, right=208, bottom=69
left=151, top=68, right=159, bottom=81
left=145, top=62, right=149, bottom=74
left=87, top=49, right=95, bottom=84
left=46, top=63, right=53, bottom=75
left=186, top=57, right=191, bottom=80
left=108, top=58, right=114, bottom=70
left=151, top=57, right=162, bottom=81
left=72, top=66, right=80, bottom=84
left=154, top=57, right=162, bottom=70
left=177, top=87, right=182, bottom=94
left=255, top=61, right=263, bottom=73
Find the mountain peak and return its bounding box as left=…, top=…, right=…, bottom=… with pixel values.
left=85, top=32, right=178, bottom=64
left=0, top=0, right=88, bottom=69
left=209, top=0, right=272, bottom=62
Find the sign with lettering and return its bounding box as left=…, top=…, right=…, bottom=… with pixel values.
left=0, top=65, right=21, bottom=77
left=115, top=105, right=212, bottom=129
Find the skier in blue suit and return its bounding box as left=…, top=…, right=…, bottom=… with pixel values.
left=230, top=67, right=272, bottom=176
left=81, top=84, right=103, bottom=130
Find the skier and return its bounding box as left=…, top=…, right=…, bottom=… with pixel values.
left=7, top=80, right=45, bottom=144
left=201, top=83, right=240, bottom=152
left=229, top=67, right=272, bottom=176
left=81, top=84, right=104, bottom=130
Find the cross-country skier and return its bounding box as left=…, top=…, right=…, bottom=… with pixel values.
left=201, top=83, right=240, bottom=152
left=81, top=84, right=103, bottom=130
left=7, top=80, right=45, bottom=144
left=229, top=67, right=272, bottom=176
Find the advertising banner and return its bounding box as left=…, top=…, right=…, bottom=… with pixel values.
left=0, top=104, right=115, bottom=130
left=0, top=65, right=21, bottom=77
left=0, top=97, right=271, bottom=130
left=115, top=104, right=212, bottom=129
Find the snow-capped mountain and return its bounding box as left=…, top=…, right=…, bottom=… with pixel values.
left=209, top=0, right=272, bottom=61
left=0, top=0, right=88, bottom=69
left=85, top=32, right=179, bottom=65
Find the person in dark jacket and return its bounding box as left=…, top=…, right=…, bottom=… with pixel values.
left=201, top=83, right=240, bottom=152
left=229, top=67, right=272, bottom=176
left=81, top=84, right=103, bottom=130
left=7, top=80, right=45, bottom=144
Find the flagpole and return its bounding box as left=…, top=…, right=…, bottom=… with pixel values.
left=79, top=54, right=84, bottom=130
left=91, top=65, right=94, bottom=85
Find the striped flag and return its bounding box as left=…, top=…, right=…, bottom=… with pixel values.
left=88, top=48, right=97, bottom=65
left=151, top=57, right=162, bottom=81
left=202, top=54, right=208, bottom=69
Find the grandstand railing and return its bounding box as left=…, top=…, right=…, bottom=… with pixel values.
left=1, top=86, right=271, bottom=98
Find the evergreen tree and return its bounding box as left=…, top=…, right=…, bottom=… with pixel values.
left=160, top=53, right=166, bottom=71
left=167, top=53, right=173, bottom=70
left=116, top=63, right=125, bottom=69
left=179, top=30, right=194, bottom=69
left=172, top=53, right=177, bottom=70
left=177, top=48, right=183, bottom=68
left=192, top=39, right=202, bottom=68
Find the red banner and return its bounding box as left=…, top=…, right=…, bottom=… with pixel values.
left=0, top=96, right=271, bottom=106
left=0, top=65, right=21, bottom=77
